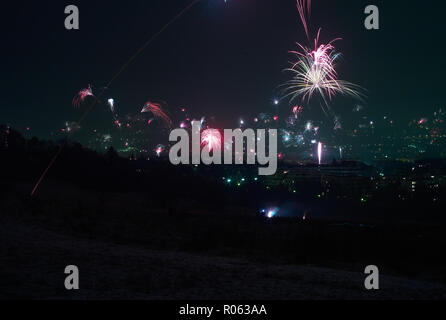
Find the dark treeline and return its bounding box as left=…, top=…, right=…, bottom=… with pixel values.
left=0, top=125, right=265, bottom=212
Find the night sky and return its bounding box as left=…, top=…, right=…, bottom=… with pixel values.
left=1, top=0, right=445, bottom=139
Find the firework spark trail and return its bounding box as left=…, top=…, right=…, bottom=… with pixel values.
left=309, top=30, right=341, bottom=77
left=141, top=101, right=173, bottom=128
left=105, top=0, right=202, bottom=88
left=30, top=92, right=104, bottom=197
left=296, top=0, right=311, bottom=39
left=31, top=0, right=202, bottom=196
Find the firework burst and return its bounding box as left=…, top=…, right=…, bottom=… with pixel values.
left=141, top=101, right=173, bottom=128
left=281, top=30, right=364, bottom=114
left=72, top=85, right=94, bottom=108
left=155, top=144, right=165, bottom=157
left=292, top=105, right=304, bottom=118
left=63, top=121, right=81, bottom=133
left=201, top=129, right=222, bottom=152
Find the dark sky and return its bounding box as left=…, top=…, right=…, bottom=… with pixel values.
left=1, top=0, right=445, bottom=138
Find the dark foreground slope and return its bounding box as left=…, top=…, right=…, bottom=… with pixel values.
left=1, top=212, right=446, bottom=300
left=1, top=181, right=446, bottom=299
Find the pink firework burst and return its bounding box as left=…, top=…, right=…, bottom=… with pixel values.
left=282, top=29, right=364, bottom=114
left=292, top=105, right=304, bottom=118
left=289, top=29, right=341, bottom=87
left=155, top=144, right=165, bottom=157
left=72, top=85, right=94, bottom=108
left=201, top=129, right=222, bottom=152
left=141, top=101, right=173, bottom=128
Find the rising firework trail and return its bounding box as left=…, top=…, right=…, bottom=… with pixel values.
left=296, top=0, right=311, bottom=39
left=107, top=99, right=115, bottom=113
left=31, top=0, right=203, bottom=196
left=318, top=141, right=322, bottom=165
